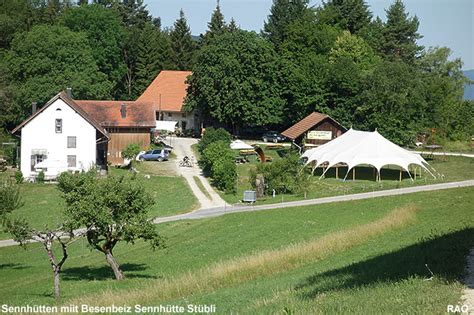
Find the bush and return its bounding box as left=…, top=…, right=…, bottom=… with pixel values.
left=250, top=153, right=309, bottom=195
left=14, top=170, right=23, bottom=184
left=212, top=158, right=237, bottom=194
left=197, top=127, right=231, bottom=154
left=36, top=170, right=45, bottom=183
left=202, top=141, right=236, bottom=193
left=122, top=143, right=141, bottom=161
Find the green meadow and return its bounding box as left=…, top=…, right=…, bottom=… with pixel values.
left=0, top=187, right=472, bottom=314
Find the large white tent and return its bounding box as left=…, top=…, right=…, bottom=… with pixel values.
left=302, top=128, right=435, bottom=181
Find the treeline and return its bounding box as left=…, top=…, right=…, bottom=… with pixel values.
left=0, top=0, right=472, bottom=145
left=185, top=0, right=473, bottom=145
left=0, top=0, right=198, bottom=130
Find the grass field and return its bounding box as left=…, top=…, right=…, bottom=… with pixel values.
left=193, top=175, right=212, bottom=200
left=218, top=152, right=474, bottom=204
left=0, top=187, right=472, bottom=314
left=0, top=167, right=197, bottom=240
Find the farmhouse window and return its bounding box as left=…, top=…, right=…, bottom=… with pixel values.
left=181, top=113, right=186, bottom=118
left=167, top=112, right=172, bottom=117
left=55, top=119, right=62, bottom=133
left=30, top=154, right=46, bottom=172
left=67, top=136, right=77, bottom=148
left=67, top=155, right=76, bottom=168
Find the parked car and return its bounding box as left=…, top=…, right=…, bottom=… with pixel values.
left=138, top=149, right=169, bottom=162
left=262, top=131, right=286, bottom=143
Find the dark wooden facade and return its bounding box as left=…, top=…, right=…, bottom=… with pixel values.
left=304, top=118, right=345, bottom=146
left=106, top=127, right=151, bottom=165
left=281, top=112, right=346, bottom=148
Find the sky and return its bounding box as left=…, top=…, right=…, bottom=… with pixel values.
left=144, top=0, right=474, bottom=70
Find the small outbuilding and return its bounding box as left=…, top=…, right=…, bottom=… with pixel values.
left=281, top=112, right=346, bottom=149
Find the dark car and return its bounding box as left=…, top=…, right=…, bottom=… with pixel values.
left=262, top=131, right=286, bottom=143
left=138, top=149, right=169, bottom=162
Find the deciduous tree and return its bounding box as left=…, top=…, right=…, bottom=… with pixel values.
left=186, top=30, right=285, bottom=131
left=57, top=172, right=163, bottom=280
left=5, top=25, right=112, bottom=126
left=60, top=4, right=127, bottom=98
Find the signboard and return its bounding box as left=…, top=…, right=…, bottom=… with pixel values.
left=307, top=130, right=332, bottom=140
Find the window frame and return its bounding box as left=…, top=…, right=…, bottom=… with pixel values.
left=67, top=136, right=77, bottom=148
left=67, top=155, right=76, bottom=168
left=55, top=119, right=62, bottom=133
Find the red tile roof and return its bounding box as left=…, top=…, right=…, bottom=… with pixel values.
left=74, top=100, right=155, bottom=128
left=136, top=70, right=192, bottom=112
left=281, top=112, right=346, bottom=140
left=12, top=91, right=109, bottom=138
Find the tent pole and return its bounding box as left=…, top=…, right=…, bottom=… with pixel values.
left=319, top=164, right=331, bottom=180
left=406, top=168, right=414, bottom=182
left=399, top=169, right=402, bottom=182
left=343, top=168, right=351, bottom=181
left=336, top=166, right=339, bottom=179
left=353, top=167, right=356, bottom=181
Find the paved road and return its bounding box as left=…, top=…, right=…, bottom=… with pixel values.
left=153, top=179, right=474, bottom=223
left=169, top=137, right=229, bottom=209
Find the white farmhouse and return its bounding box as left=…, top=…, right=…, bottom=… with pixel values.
left=12, top=91, right=109, bottom=180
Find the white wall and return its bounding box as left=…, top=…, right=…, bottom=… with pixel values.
left=20, top=99, right=97, bottom=179
left=159, top=111, right=196, bottom=131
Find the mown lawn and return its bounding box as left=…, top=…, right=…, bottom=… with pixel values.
left=0, top=169, right=197, bottom=240
left=0, top=187, right=472, bottom=314
left=218, top=154, right=474, bottom=204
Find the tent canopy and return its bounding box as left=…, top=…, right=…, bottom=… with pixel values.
left=303, top=128, right=432, bottom=177
left=230, top=140, right=254, bottom=150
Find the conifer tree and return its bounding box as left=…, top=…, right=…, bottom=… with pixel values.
left=263, top=0, right=309, bottom=47
left=228, top=18, right=239, bottom=32
left=170, top=9, right=197, bottom=70
left=319, top=0, right=372, bottom=35
left=382, top=0, right=422, bottom=63
left=206, top=0, right=226, bottom=39
left=134, top=22, right=174, bottom=95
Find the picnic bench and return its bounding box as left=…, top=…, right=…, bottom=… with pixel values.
left=239, top=149, right=257, bottom=156
left=264, top=144, right=283, bottom=150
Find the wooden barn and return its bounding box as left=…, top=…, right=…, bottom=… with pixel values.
left=282, top=112, right=346, bottom=149
left=75, top=100, right=155, bottom=165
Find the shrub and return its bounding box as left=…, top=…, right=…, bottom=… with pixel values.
left=212, top=158, right=237, bottom=194
left=122, top=143, right=141, bottom=161
left=36, top=170, right=45, bottom=183
left=14, top=170, right=23, bottom=184
left=202, top=141, right=236, bottom=193
left=250, top=153, right=309, bottom=195
left=197, top=127, right=231, bottom=154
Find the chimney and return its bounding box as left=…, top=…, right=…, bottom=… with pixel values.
left=66, top=87, right=72, bottom=98
left=120, top=103, right=127, bottom=119
left=32, top=102, right=37, bottom=114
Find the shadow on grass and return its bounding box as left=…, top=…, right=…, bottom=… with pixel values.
left=62, top=263, right=158, bottom=281
left=296, top=227, right=474, bottom=299
left=313, top=165, right=415, bottom=181
left=0, top=263, right=29, bottom=270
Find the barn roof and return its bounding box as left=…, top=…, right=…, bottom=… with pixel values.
left=136, top=70, right=192, bottom=112
left=12, top=91, right=109, bottom=138
left=281, top=112, right=346, bottom=140
left=74, top=100, right=155, bottom=128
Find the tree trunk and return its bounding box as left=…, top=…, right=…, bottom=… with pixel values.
left=54, top=269, right=60, bottom=303
left=105, top=249, right=124, bottom=280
